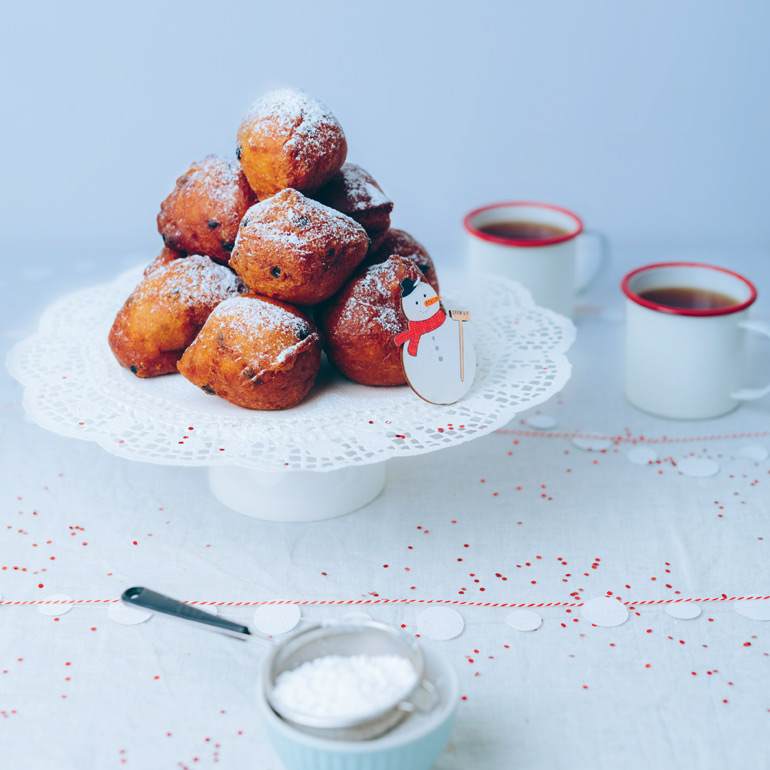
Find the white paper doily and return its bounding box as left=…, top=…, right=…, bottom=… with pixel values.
left=7, top=266, right=574, bottom=472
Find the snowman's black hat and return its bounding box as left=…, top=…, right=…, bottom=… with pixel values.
left=400, top=277, right=418, bottom=297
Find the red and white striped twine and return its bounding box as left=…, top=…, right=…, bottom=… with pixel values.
left=2, top=595, right=768, bottom=608
left=494, top=429, right=770, bottom=444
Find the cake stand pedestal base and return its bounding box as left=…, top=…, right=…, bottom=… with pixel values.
left=208, top=462, right=388, bottom=522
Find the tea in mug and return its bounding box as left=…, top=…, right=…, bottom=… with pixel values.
left=637, top=286, right=738, bottom=311
left=476, top=220, right=569, bottom=241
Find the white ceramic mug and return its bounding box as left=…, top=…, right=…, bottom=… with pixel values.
left=464, top=201, right=603, bottom=318
left=622, top=262, right=770, bottom=419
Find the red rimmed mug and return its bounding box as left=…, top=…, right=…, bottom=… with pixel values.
left=622, top=262, right=770, bottom=419
left=464, top=201, right=603, bottom=318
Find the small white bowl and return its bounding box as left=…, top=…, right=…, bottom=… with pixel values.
left=258, top=641, right=459, bottom=770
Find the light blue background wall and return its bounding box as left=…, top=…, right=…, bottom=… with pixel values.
left=2, top=0, right=769, bottom=270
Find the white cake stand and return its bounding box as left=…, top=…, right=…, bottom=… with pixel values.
left=7, top=266, right=574, bottom=521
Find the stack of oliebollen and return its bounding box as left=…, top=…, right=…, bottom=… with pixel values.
left=108, top=89, right=440, bottom=410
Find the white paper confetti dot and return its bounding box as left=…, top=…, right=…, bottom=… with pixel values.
left=416, top=607, right=465, bottom=640
left=38, top=594, right=74, bottom=617
left=734, top=600, right=770, bottom=621
left=108, top=601, right=152, bottom=625
left=580, top=597, right=629, bottom=627
left=678, top=457, right=720, bottom=478
left=628, top=447, right=658, bottom=465
left=253, top=604, right=301, bottom=636
left=665, top=603, right=702, bottom=620
left=341, top=611, right=373, bottom=623
left=572, top=432, right=613, bottom=451
left=505, top=610, right=543, bottom=631
left=737, top=445, right=769, bottom=462
left=527, top=414, right=557, bottom=430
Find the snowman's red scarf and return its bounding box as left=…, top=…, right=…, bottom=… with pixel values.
left=394, top=311, right=446, bottom=357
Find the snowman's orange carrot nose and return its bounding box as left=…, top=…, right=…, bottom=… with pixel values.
left=424, top=296, right=441, bottom=307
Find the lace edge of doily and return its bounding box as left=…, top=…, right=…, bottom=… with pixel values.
left=9, top=348, right=574, bottom=472
left=6, top=270, right=576, bottom=472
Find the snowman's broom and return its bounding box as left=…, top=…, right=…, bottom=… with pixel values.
left=449, top=310, right=470, bottom=382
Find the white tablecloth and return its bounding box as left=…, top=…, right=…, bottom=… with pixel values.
left=1, top=248, right=769, bottom=769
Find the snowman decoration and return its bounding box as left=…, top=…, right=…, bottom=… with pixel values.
left=393, top=278, right=476, bottom=405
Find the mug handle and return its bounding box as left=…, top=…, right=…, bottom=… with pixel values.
left=731, top=320, right=770, bottom=401
left=575, top=230, right=606, bottom=294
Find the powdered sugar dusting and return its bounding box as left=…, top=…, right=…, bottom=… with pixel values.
left=319, top=163, right=391, bottom=213
left=190, top=155, right=250, bottom=215
left=243, top=89, right=343, bottom=157
left=211, top=295, right=309, bottom=337
left=362, top=183, right=385, bottom=209
left=136, top=255, right=242, bottom=307
left=157, top=156, right=254, bottom=264
left=274, top=341, right=304, bottom=365
left=235, top=189, right=366, bottom=258
left=338, top=260, right=411, bottom=336
left=207, top=295, right=318, bottom=378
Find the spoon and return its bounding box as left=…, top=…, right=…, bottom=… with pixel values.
left=121, top=586, right=271, bottom=645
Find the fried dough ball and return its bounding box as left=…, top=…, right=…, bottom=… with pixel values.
left=313, top=163, right=393, bottom=249
left=363, top=229, right=439, bottom=293
left=177, top=295, right=321, bottom=410
left=109, top=255, right=244, bottom=378
left=236, top=89, right=347, bottom=199
left=143, top=246, right=185, bottom=277
left=157, top=155, right=256, bottom=264
left=317, top=255, right=424, bottom=386
left=230, top=188, right=369, bottom=305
